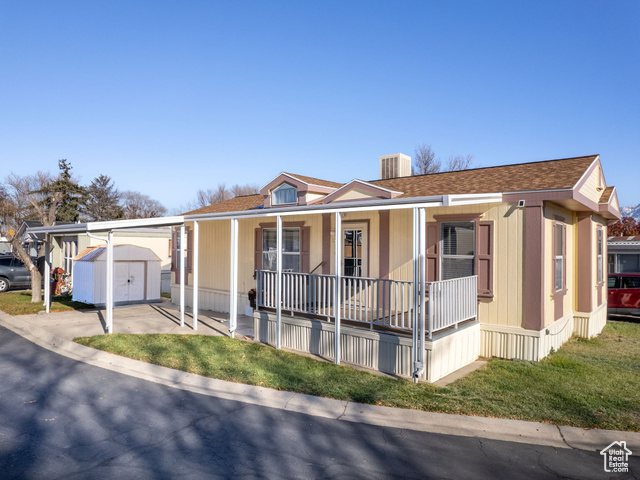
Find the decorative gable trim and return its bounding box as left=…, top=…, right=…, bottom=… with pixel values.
left=260, top=173, right=337, bottom=209
left=598, top=186, right=622, bottom=220
left=322, top=180, right=403, bottom=204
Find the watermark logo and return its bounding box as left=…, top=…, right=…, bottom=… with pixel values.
left=600, top=441, right=632, bottom=473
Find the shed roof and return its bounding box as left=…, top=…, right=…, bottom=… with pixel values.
left=74, top=244, right=161, bottom=262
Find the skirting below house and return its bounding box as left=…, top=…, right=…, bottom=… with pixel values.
left=170, top=284, right=248, bottom=314
left=480, top=303, right=608, bottom=361
left=573, top=302, right=608, bottom=339
left=253, top=310, right=481, bottom=383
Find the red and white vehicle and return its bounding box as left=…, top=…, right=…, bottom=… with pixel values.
left=608, top=273, right=640, bottom=316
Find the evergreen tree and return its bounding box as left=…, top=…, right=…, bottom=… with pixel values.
left=37, top=159, right=86, bottom=223
left=83, top=174, right=124, bottom=221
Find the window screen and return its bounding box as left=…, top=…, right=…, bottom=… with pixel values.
left=441, top=222, right=475, bottom=280
left=554, top=224, right=564, bottom=292
left=262, top=228, right=300, bottom=272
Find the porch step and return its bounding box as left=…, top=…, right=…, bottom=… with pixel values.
left=432, top=360, right=488, bottom=387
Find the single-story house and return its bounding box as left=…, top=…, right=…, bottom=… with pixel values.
left=608, top=236, right=640, bottom=273
left=28, top=153, right=621, bottom=383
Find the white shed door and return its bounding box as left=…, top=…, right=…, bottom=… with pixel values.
left=128, top=262, right=145, bottom=301
left=114, top=262, right=146, bottom=303
left=114, top=263, right=130, bottom=302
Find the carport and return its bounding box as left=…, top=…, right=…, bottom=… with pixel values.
left=28, top=217, right=193, bottom=334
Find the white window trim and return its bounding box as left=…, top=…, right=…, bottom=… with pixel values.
left=439, top=221, right=475, bottom=281
left=272, top=183, right=298, bottom=206
left=554, top=223, right=564, bottom=293
left=597, top=228, right=603, bottom=284
left=262, top=227, right=301, bottom=272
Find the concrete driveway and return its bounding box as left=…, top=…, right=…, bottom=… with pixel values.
left=15, top=299, right=255, bottom=340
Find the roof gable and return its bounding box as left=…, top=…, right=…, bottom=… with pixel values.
left=322, top=180, right=403, bottom=204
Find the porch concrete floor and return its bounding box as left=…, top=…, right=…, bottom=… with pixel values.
left=14, top=299, right=255, bottom=341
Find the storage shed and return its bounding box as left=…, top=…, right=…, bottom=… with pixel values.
left=72, top=244, right=161, bottom=305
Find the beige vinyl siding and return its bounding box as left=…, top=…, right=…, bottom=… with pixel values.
left=576, top=163, right=603, bottom=204
left=610, top=193, right=619, bottom=212
left=388, top=203, right=524, bottom=328
left=543, top=203, right=575, bottom=327
left=180, top=203, right=525, bottom=328
left=187, top=215, right=323, bottom=296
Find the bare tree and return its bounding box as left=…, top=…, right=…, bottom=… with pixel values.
left=120, top=191, right=167, bottom=219
left=230, top=183, right=259, bottom=197
left=446, top=154, right=474, bottom=172
left=182, top=182, right=260, bottom=212
left=0, top=171, right=59, bottom=302
left=413, top=144, right=441, bottom=175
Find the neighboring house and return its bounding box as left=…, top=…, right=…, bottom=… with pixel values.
left=51, top=228, right=172, bottom=276
left=165, top=153, right=620, bottom=382
left=0, top=237, right=11, bottom=255
left=17, top=220, right=46, bottom=258
left=608, top=236, right=640, bottom=273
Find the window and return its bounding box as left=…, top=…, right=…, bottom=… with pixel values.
left=597, top=228, right=603, bottom=283
left=554, top=223, right=564, bottom=292
left=272, top=183, right=297, bottom=205
left=343, top=229, right=363, bottom=277
left=623, top=276, right=640, bottom=288
left=62, top=238, right=77, bottom=274
left=608, top=276, right=619, bottom=289
left=441, top=222, right=475, bottom=280
left=618, top=254, right=640, bottom=273
left=262, top=228, right=300, bottom=272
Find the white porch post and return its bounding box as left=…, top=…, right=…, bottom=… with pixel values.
left=419, top=207, right=427, bottom=354
left=276, top=215, right=282, bottom=349
left=412, top=207, right=426, bottom=381
left=334, top=212, right=342, bottom=365
left=229, top=218, right=239, bottom=338
left=412, top=208, right=418, bottom=377
left=192, top=220, right=199, bottom=331
left=44, top=235, right=50, bottom=313
left=180, top=224, right=185, bottom=328
left=106, top=230, right=114, bottom=334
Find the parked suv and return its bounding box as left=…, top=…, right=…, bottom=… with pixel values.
left=0, top=256, right=33, bottom=292
left=608, top=273, right=640, bottom=316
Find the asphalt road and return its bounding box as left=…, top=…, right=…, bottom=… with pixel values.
left=0, top=325, right=637, bottom=480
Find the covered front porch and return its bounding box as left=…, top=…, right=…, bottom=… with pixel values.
left=254, top=270, right=479, bottom=382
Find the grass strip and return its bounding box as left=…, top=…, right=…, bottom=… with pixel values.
left=75, top=321, right=640, bottom=431
left=0, top=290, right=93, bottom=315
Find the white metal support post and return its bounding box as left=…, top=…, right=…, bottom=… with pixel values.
left=334, top=212, right=342, bottom=365
left=418, top=207, right=426, bottom=369
left=44, top=235, right=51, bottom=313
left=411, top=208, right=418, bottom=378
left=106, top=230, right=114, bottom=334
left=276, top=215, right=282, bottom=349
left=180, top=224, right=185, bottom=328
left=412, top=208, right=426, bottom=381
left=192, top=220, right=199, bottom=330
left=229, top=218, right=239, bottom=338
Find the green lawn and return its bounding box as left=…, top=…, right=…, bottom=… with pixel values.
left=0, top=290, right=94, bottom=315
left=75, top=321, right=640, bottom=431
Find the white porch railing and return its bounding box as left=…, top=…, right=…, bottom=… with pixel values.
left=427, top=275, right=477, bottom=336
left=256, top=270, right=478, bottom=335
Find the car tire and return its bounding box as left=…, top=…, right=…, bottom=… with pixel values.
left=0, top=277, right=9, bottom=293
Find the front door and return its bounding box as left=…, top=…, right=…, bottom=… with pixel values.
left=344, top=229, right=363, bottom=277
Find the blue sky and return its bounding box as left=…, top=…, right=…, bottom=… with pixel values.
left=1, top=1, right=639, bottom=211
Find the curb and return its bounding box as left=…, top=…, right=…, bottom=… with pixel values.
left=1, top=310, right=638, bottom=453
